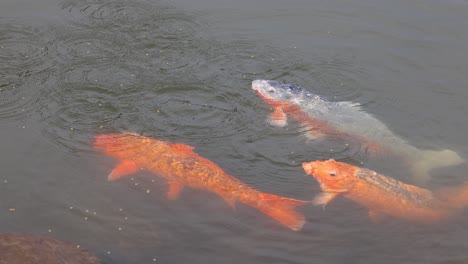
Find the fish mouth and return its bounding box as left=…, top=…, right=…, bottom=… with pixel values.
left=302, top=161, right=323, bottom=184
left=302, top=162, right=316, bottom=176
left=252, top=85, right=277, bottom=105
left=251, top=79, right=265, bottom=91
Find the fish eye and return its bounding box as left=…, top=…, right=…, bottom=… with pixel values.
left=329, top=172, right=337, bottom=177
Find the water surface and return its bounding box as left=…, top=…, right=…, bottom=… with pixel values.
left=1, top=0, right=468, bottom=263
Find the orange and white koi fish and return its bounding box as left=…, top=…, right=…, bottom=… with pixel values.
left=253, top=79, right=463, bottom=182
left=94, top=132, right=307, bottom=231
left=302, top=159, right=468, bottom=224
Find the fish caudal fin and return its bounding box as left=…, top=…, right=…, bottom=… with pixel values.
left=412, top=149, right=464, bottom=183
left=257, top=193, right=308, bottom=231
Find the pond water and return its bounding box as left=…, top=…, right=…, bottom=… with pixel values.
left=1, top=0, right=468, bottom=263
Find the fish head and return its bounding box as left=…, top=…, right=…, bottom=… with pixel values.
left=302, top=159, right=358, bottom=192
left=252, top=79, right=305, bottom=107
left=94, top=132, right=144, bottom=157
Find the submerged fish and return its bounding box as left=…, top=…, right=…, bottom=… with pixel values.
left=302, top=159, right=468, bottom=224
left=252, top=79, right=463, bottom=182
left=94, top=132, right=307, bottom=231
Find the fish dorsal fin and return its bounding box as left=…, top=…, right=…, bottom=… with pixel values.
left=171, top=142, right=224, bottom=174
left=355, top=168, right=379, bottom=180
left=197, top=157, right=225, bottom=174
left=404, top=184, right=433, bottom=198
left=171, top=143, right=196, bottom=156
left=337, top=101, right=361, bottom=109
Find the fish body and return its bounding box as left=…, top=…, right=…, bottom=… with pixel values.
left=94, top=132, right=307, bottom=231
left=302, top=159, right=468, bottom=223
left=252, top=79, right=463, bottom=182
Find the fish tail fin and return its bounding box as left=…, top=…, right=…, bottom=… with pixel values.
left=412, top=149, right=464, bottom=183
left=256, top=193, right=308, bottom=231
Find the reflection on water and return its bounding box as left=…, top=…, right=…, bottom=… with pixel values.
left=1, top=0, right=468, bottom=263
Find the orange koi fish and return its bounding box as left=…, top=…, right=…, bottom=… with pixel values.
left=253, top=79, right=463, bottom=183
left=302, top=159, right=468, bottom=224
left=94, top=132, right=307, bottom=231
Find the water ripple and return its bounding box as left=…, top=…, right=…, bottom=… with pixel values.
left=0, top=19, right=55, bottom=121
left=308, top=55, right=371, bottom=102
left=126, top=81, right=247, bottom=140
left=33, top=0, right=371, bottom=163
left=0, top=19, right=50, bottom=72
left=39, top=61, right=142, bottom=155
left=198, top=41, right=311, bottom=83
left=61, top=0, right=159, bottom=27
left=50, top=30, right=128, bottom=63
left=32, top=0, right=314, bottom=155
left=61, top=0, right=208, bottom=40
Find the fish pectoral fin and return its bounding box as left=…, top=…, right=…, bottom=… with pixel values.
left=303, top=130, right=326, bottom=141
left=167, top=181, right=184, bottom=200
left=312, top=192, right=340, bottom=209
left=268, top=107, right=287, bottom=127
left=222, top=196, right=237, bottom=210
left=108, top=160, right=139, bottom=181
left=368, top=210, right=386, bottom=223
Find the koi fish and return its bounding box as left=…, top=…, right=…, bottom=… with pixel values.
left=252, top=79, right=463, bottom=182
left=302, top=159, right=468, bottom=224
left=94, top=132, right=307, bottom=231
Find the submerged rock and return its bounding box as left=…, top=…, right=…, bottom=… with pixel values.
left=0, top=233, right=100, bottom=264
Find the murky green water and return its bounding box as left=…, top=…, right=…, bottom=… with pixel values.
left=1, top=0, right=468, bottom=263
